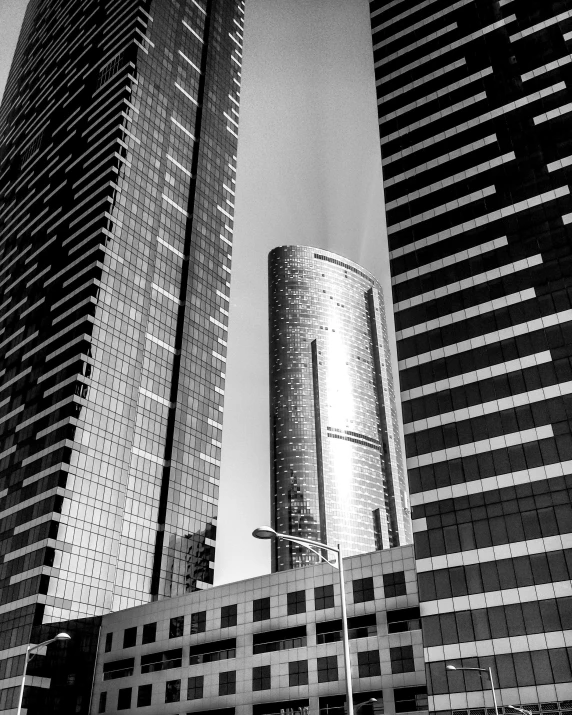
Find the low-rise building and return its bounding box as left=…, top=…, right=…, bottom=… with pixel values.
left=91, top=545, right=426, bottom=715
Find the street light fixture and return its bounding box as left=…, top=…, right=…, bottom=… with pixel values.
left=506, top=706, right=533, bottom=715
left=446, top=665, right=499, bottom=715
left=252, top=527, right=354, bottom=715
left=17, top=633, right=71, bottom=715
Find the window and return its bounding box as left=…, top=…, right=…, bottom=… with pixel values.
left=137, top=684, right=152, bottom=707
left=253, top=665, right=271, bottom=691
left=316, top=614, right=377, bottom=644
left=103, top=658, right=135, bottom=681
left=221, top=604, right=237, bottom=628
left=165, top=679, right=181, bottom=703
left=353, top=577, right=375, bottom=603
left=190, top=611, right=206, bottom=634
left=394, top=686, right=428, bottom=713
left=104, top=633, right=112, bottom=653
left=141, top=648, right=182, bottom=673
left=387, top=608, right=421, bottom=634
left=123, top=627, right=136, bottom=648
left=315, top=585, right=335, bottom=610
left=142, top=622, right=156, bottom=645
left=358, top=651, right=381, bottom=678
left=187, top=676, right=204, bottom=700
left=287, top=590, right=306, bottom=615
left=117, top=688, right=131, bottom=711
left=317, top=655, right=338, bottom=682
left=390, top=646, right=415, bottom=674
left=219, top=670, right=236, bottom=696
left=169, top=615, right=184, bottom=638
left=98, top=692, right=107, bottom=714
left=289, top=660, right=309, bottom=686
left=189, top=638, right=236, bottom=664
left=383, top=571, right=406, bottom=598
left=253, top=626, right=306, bottom=654
left=253, top=597, right=271, bottom=622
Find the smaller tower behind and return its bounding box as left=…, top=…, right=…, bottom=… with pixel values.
left=268, top=246, right=411, bottom=572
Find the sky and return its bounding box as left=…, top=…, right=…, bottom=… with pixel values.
left=0, top=0, right=397, bottom=586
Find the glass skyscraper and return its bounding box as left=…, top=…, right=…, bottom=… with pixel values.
left=371, top=0, right=572, bottom=712
left=268, top=246, right=411, bottom=572
left=0, top=0, right=243, bottom=711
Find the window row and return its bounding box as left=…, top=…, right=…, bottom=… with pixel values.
left=104, top=575, right=408, bottom=651
left=423, top=596, right=572, bottom=646
left=418, top=548, right=572, bottom=602
left=415, top=501, right=572, bottom=558
left=98, top=650, right=416, bottom=712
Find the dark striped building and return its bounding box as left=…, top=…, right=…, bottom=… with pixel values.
left=0, top=0, right=243, bottom=711
left=370, top=1, right=572, bottom=714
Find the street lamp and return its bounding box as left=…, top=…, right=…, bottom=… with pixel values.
left=446, top=665, right=499, bottom=715
left=506, top=706, right=532, bottom=715
left=17, top=633, right=70, bottom=715
left=253, top=527, right=354, bottom=715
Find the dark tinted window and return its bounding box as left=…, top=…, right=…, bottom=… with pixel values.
left=142, top=622, right=156, bottom=645
left=390, top=646, right=415, bottom=674
left=317, top=655, right=338, bottom=682
left=353, top=577, right=374, bottom=603
left=165, top=679, right=181, bottom=703
left=287, top=590, right=306, bottom=615
left=253, top=597, right=271, bottom=622
left=169, top=616, right=184, bottom=638
left=187, top=676, right=203, bottom=700
left=315, top=584, right=335, bottom=609
left=104, top=633, right=112, bottom=653
left=221, top=604, right=237, bottom=628
left=394, top=686, right=428, bottom=713
left=253, top=665, right=271, bottom=691
left=123, top=627, right=136, bottom=649
left=289, top=660, right=309, bottom=686
left=358, top=650, right=381, bottom=677
left=191, top=611, right=206, bottom=634
left=219, top=671, right=236, bottom=696
left=117, top=688, right=131, bottom=711
left=387, top=607, right=421, bottom=633
left=383, top=571, right=406, bottom=598
left=98, top=692, right=107, bottom=714
left=137, top=684, right=152, bottom=707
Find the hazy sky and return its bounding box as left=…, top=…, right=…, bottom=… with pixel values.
left=1, top=0, right=396, bottom=586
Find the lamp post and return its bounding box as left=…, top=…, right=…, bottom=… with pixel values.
left=446, top=665, right=499, bottom=715
left=253, top=527, right=354, bottom=715
left=506, top=706, right=532, bottom=715
left=17, top=633, right=70, bottom=715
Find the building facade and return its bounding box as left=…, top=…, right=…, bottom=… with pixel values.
left=370, top=0, right=572, bottom=713
left=0, top=0, right=243, bottom=710
left=268, top=247, right=411, bottom=572
left=91, top=545, right=425, bottom=715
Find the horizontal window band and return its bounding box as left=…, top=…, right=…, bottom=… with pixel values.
left=378, top=58, right=464, bottom=99
left=375, top=15, right=516, bottom=86
left=401, top=350, right=552, bottom=402
left=384, top=134, right=497, bottom=188
left=390, top=185, right=569, bottom=260
left=394, top=254, right=541, bottom=313
left=522, top=53, right=572, bottom=82
left=392, top=236, right=506, bottom=286
left=381, top=92, right=487, bottom=145
left=373, top=0, right=471, bottom=49
left=375, top=23, right=457, bottom=69
left=410, top=455, right=572, bottom=508
left=406, top=424, right=553, bottom=469
left=397, top=287, right=535, bottom=341
left=510, top=8, right=572, bottom=42
left=398, top=307, right=572, bottom=370
left=415, top=531, right=571, bottom=573
left=383, top=80, right=563, bottom=166
left=386, top=151, right=513, bottom=212
left=533, top=100, right=572, bottom=125
left=388, top=185, right=495, bottom=235
left=404, top=374, right=572, bottom=435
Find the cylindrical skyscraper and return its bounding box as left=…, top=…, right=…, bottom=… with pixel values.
left=269, top=246, right=411, bottom=571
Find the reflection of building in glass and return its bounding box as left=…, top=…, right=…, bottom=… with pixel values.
left=269, top=246, right=411, bottom=571
left=370, top=1, right=572, bottom=713
left=0, top=0, right=243, bottom=710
